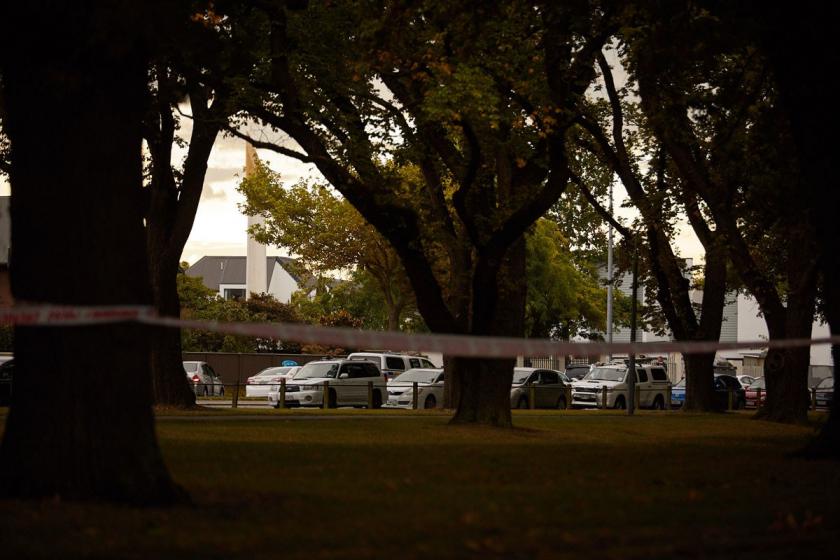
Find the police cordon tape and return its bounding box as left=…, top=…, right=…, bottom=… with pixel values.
left=1, top=303, right=839, bottom=359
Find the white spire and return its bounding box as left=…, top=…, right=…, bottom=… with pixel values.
left=245, top=143, right=267, bottom=299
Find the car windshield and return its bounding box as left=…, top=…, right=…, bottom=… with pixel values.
left=295, top=362, right=340, bottom=379
left=751, top=378, right=766, bottom=389
left=512, top=370, right=533, bottom=385
left=818, top=377, right=834, bottom=389
left=392, top=369, right=440, bottom=383
left=586, top=367, right=626, bottom=382
left=183, top=362, right=199, bottom=373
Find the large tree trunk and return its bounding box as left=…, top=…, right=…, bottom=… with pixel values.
left=148, top=252, right=196, bottom=408
left=683, top=353, right=717, bottom=411
left=757, top=231, right=816, bottom=424
left=449, top=238, right=527, bottom=427
left=0, top=3, right=185, bottom=504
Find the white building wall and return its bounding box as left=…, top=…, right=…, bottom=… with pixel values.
left=734, top=293, right=832, bottom=366
left=267, top=264, right=298, bottom=304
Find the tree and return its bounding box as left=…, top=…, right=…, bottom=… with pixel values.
left=227, top=1, right=619, bottom=426
left=750, top=4, right=840, bottom=451
left=0, top=2, right=182, bottom=503
left=178, top=272, right=304, bottom=353
left=142, top=1, right=259, bottom=407
left=572, top=48, right=730, bottom=411
left=525, top=219, right=616, bottom=341
left=238, top=161, right=416, bottom=331
left=625, top=5, right=817, bottom=423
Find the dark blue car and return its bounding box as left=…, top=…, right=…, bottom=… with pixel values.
left=671, top=378, right=686, bottom=408
left=670, top=374, right=746, bottom=409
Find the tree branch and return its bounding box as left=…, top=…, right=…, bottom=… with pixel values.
left=223, top=125, right=314, bottom=163
left=569, top=171, right=631, bottom=239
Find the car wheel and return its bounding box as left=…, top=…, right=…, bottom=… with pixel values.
left=614, top=396, right=626, bottom=409
left=517, top=396, right=528, bottom=409
left=328, top=390, right=338, bottom=409
left=557, top=396, right=567, bottom=410
left=424, top=395, right=436, bottom=409
left=272, top=402, right=280, bottom=409
left=653, top=395, right=664, bottom=410
left=372, top=391, right=383, bottom=409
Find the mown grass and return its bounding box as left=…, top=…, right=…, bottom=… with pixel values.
left=0, top=410, right=838, bottom=559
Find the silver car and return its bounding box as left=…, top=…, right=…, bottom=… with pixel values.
left=386, top=368, right=444, bottom=408
left=246, top=366, right=301, bottom=397
left=510, top=367, right=571, bottom=409
left=184, top=361, right=225, bottom=397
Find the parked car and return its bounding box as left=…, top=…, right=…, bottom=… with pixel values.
left=510, top=367, right=572, bottom=409
left=564, top=364, right=592, bottom=382
left=744, top=377, right=766, bottom=408
left=0, top=358, right=13, bottom=406
left=385, top=368, right=444, bottom=408
left=669, top=374, right=746, bottom=409
left=346, top=352, right=437, bottom=380
left=815, top=377, right=833, bottom=409
left=671, top=378, right=686, bottom=408
left=571, top=363, right=671, bottom=409
left=714, top=374, right=747, bottom=410
left=246, top=366, right=301, bottom=397
left=183, top=361, right=225, bottom=397
left=267, top=359, right=386, bottom=408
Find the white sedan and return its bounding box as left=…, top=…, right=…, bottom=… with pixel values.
left=246, top=366, right=301, bottom=397
left=386, top=368, right=444, bottom=409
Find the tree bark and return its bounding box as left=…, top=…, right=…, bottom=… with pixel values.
left=0, top=3, right=184, bottom=504
left=145, top=80, right=221, bottom=408
left=449, top=238, right=527, bottom=427
left=148, top=252, right=196, bottom=408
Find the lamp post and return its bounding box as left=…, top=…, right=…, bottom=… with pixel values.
left=627, top=242, right=638, bottom=416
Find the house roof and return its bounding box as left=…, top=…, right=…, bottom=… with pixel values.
left=185, top=256, right=299, bottom=291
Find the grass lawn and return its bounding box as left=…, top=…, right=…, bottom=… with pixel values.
left=0, top=410, right=838, bottom=559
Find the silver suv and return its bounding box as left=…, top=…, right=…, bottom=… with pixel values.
left=571, top=363, right=671, bottom=409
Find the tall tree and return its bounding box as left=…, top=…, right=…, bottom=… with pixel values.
left=227, top=1, right=618, bottom=426
left=575, top=50, right=730, bottom=411
left=238, top=161, right=416, bottom=331
left=142, top=2, right=258, bottom=407
left=626, top=5, right=817, bottom=423
left=753, top=4, right=840, bottom=451
left=0, top=2, right=183, bottom=503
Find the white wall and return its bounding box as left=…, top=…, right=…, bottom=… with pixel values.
left=267, top=264, right=298, bottom=304
left=736, top=293, right=832, bottom=366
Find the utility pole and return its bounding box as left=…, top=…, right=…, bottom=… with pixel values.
left=627, top=244, right=639, bottom=416
left=606, top=182, right=614, bottom=357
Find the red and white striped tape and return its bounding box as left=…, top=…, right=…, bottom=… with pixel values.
left=1, top=304, right=838, bottom=359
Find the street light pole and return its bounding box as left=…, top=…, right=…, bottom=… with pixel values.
left=606, top=182, right=614, bottom=356
left=627, top=243, right=639, bottom=416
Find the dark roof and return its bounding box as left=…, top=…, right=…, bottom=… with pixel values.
left=186, top=256, right=299, bottom=291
